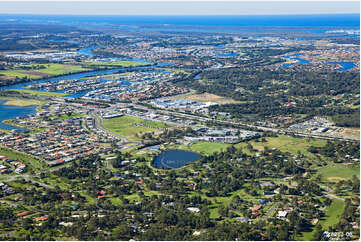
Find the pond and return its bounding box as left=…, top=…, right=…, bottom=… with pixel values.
left=153, top=149, right=201, bottom=169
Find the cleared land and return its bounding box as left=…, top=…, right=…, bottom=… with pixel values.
left=338, top=127, right=360, bottom=139
left=102, top=115, right=159, bottom=141
left=171, top=92, right=242, bottom=104
left=0, top=97, right=46, bottom=106
left=0, top=64, right=91, bottom=80
left=4, top=89, right=68, bottom=97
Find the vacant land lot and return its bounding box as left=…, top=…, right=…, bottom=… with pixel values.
left=0, top=64, right=91, bottom=79
left=0, top=97, right=46, bottom=106
left=4, top=89, right=68, bottom=97
left=338, top=127, right=360, bottom=139
left=172, top=92, right=242, bottom=104
left=102, top=115, right=159, bottom=141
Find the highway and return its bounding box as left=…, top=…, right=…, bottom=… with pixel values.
left=134, top=103, right=359, bottom=142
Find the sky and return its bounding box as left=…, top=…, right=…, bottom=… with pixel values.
left=0, top=1, right=359, bottom=15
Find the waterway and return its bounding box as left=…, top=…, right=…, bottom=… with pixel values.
left=283, top=54, right=357, bottom=70
left=282, top=53, right=310, bottom=67
left=0, top=100, right=37, bottom=131
left=152, top=150, right=201, bottom=169
left=326, top=61, right=357, bottom=71
left=0, top=46, right=173, bottom=130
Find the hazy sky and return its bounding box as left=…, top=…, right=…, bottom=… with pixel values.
left=0, top=1, right=359, bottom=15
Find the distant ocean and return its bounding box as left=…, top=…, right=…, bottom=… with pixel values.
left=0, top=14, right=359, bottom=33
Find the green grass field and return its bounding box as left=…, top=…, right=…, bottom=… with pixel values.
left=102, top=115, right=158, bottom=141
left=321, top=200, right=345, bottom=229
left=187, top=141, right=231, bottom=156
left=236, top=135, right=326, bottom=156
left=300, top=199, right=345, bottom=240
left=4, top=89, right=68, bottom=97
left=0, top=64, right=91, bottom=79
left=317, top=163, right=360, bottom=181
left=143, top=120, right=171, bottom=128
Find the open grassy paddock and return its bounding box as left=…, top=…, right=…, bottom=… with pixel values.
left=102, top=115, right=159, bottom=141
left=4, top=89, right=68, bottom=97
left=0, top=64, right=91, bottom=80
left=185, top=141, right=231, bottom=156
left=0, top=96, right=46, bottom=106
left=236, top=135, right=327, bottom=156
left=317, top=163, right=360, bottom=181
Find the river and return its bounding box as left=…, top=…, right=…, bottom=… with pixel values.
left=0, top=47, right=171, bottom=130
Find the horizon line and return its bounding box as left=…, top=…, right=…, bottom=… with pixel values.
left=0, top=12, right=359, bottom=16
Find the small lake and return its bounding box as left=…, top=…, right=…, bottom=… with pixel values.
left=282, top=54, right=310, bottom=67
left=0, top=100, right=37, bottom=131
left=326, top=62, right=357, bottom=71
left=153, top=150, right=201, bottom=169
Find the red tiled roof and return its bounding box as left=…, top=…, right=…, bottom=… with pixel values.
left=16, top=211, right=30, bottom=217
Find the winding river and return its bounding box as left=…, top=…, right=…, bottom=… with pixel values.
left=0, top=47, right=171, bottom=130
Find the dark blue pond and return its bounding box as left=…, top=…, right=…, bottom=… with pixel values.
left=0, top=100, right=36, bottom=131
left=153, top=150, right=201, bottom=169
